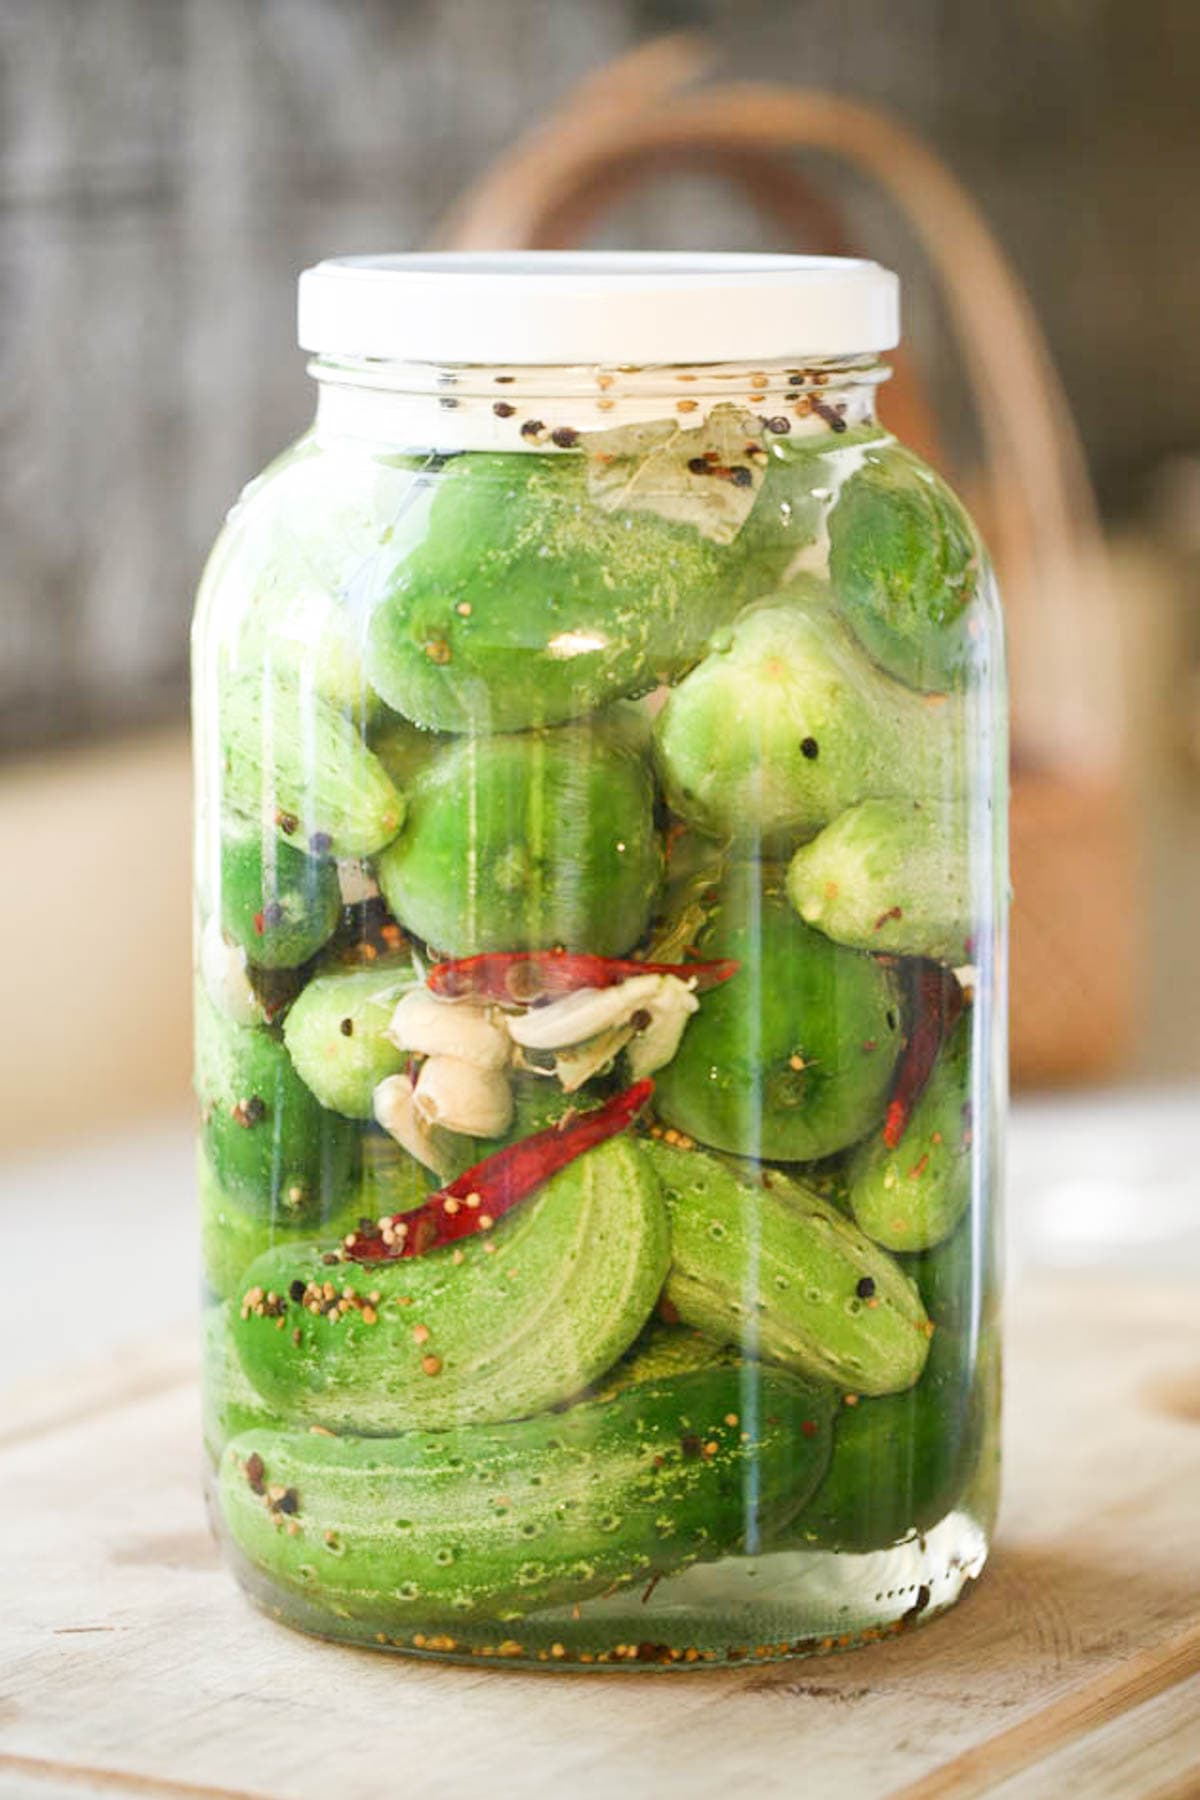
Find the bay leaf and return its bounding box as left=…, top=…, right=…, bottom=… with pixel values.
left=583, top=403, right=768, bottom=546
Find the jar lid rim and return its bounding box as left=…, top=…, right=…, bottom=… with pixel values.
left=297, top=251, right=900, bottom=364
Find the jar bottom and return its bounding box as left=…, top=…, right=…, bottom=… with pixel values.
left=212, top=1489, right=990, bottom=1672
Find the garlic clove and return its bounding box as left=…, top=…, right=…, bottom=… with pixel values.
left=200, top=916, right=261, bottom=1026
left=387, top=987, right=512, bottom=1070
left=551, top=1025, right=637, bottom=1093
left=625, top=975, right=699, bottom=1080
left=373, top=1071, right=459, bottom=1177
left=412, top=1055, right=514, bottom=1138
left=506, top=974, right=667, bottom=1051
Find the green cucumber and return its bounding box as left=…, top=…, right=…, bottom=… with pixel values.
left=653, top=587, right=965, bottom=845
left=653, top=864, right=902, bottom=1162
left=202, top=1302, right=283, bottom=1462
left=906, top=1217, right=977, bottom=1337
left=646, top=1140, right=931, bottom=1396
left=199, top=1142, right=427, bottom=1305
left=594, top=1322, right=731, bottom=1398
left=219, top=671, right=404, bottom=859
left=367, top=711, right=448, bottom=791
left=219, top=828, right=341, bottom=970
left=363, top=450, right=740, bottom=734
left=787, top=1321, right=981, bottom=1553
left=358, top=1128, right=436, bottom=1219
left=195, top=990, right=360, bottom=1219
left=282, top=960, right=418, bottom=1119
left=827, top=444, right=980, bottom=692
left=376, top=708, right=662, bottom=958
left=219, top=1362, right=834, bottom=1627
left=786, top=798, right=972, bottom=965
left=203, top=436, right=425, bottom=716
left=847, top=1017, right=973, bottom=1251
left=230, top=1135, right=670, bottom=1432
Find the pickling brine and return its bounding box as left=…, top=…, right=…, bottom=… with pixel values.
left=193, top=253, right=1006, bottom=1668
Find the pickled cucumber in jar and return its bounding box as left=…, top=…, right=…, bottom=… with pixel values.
left=193, top=252, right=1005, bottom=1670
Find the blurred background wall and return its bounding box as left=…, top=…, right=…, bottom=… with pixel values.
left=2, top=0, right=1198, bottom=1145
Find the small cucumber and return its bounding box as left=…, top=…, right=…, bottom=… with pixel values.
left=847, top=1016, right=973, bottom=1251
left=786, top=1321, right=982, bottom=1553
left=195, top=990, right=360, bottom=1219
left=653, top=864, right=902, bottom=1162
left=906, top=1216, right=978, bottom=1337
left=653, top=589, right=965, bottom=846
left=786, top=798, right=971, bottom=966
left=376, top=707, right=663, bottom=958
left=219, top=1363, right=834, bottom=1628
left=199, top=1142, right=426, bottom=1304
left=594, top=1323, right=731, bottom=1399
left=363, top=450, right=737, bottom=734
left=646, top=1140, right=931, bottom=1397
left=202, top=1302, right=283, bottom=1462
left=231, top=1136, right=670, bottom=1433
left=203, top=436, right=425, bottom=716
left=282, top=960, right=417, bottom=1118
left=220, top=827, right=341, bottom=970
left=219, top=671, right=404, bottom=859
left=827, top=444, right=980, bottom=692
left=367, top=711, right=448, bottom=791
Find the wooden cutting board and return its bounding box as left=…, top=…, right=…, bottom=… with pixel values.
left=2, top=1276, right=1199, bottom=1800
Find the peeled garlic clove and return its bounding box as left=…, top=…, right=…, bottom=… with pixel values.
left=373, top=1071, right=458, bottom=1177
left=200, top=916, right=261, bottom=1026
left=413, top=1055, right=514, bottom=1138
left=625, top=975, right=699, bottom=1080
left=507, top=974, right=667, bottom=1051
left=387, top=987, right=511, bottom=1070
left=551, top=1025, right=637, bottom=1093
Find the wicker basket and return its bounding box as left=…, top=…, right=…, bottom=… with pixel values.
left=437, top=39, right=1137, bottom=1086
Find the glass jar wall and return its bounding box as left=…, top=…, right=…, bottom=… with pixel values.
left=193, top=254, right=1006, bottom=1669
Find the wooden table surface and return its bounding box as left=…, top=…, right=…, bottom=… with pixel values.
left=3, top=1275, right=1199, bottom=1800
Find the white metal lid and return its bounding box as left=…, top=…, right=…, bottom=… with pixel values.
left=297, top=251, right=900, bottom=365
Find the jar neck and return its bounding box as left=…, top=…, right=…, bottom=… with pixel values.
left=310, top=354, right=889, bottom=452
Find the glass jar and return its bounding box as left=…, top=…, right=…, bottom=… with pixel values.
left=193, top=253, right=1006, bottom=1669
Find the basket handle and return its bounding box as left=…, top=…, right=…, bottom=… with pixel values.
left=439, top=42, right=1111, bottom=767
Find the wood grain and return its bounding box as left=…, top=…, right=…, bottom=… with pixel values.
left=2, top=1276, right=1198, bottom=1800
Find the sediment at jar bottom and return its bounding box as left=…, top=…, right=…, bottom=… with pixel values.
left=375, top=706, right=663, bottom=957
left=645, top=1139, right=931, bottom=1396
left=653, top=864, right=903, bottom=1161
left=218, top=1362, right=835, bottom=1629
left=230, top=1135, right=670, bottom=1433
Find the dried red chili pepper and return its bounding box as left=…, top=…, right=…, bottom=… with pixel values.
left=881, top=963, right=965, bottom=1150
left=426, top=949, right=740, bottom=1004
left=347, top=1078, right=655, bottom=1264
